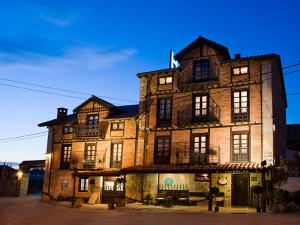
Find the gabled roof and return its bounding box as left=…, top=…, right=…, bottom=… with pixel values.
left=175, top=36, right=231, bottom=60
left=19, top=160, right=45, bottom=170
left=107, top=104, right=139, bottom=119
left=38, top=113, right=76, bottom=127
left=137, top=67, right=180, bottom=78
left=73, top=95, right=115, bottom=112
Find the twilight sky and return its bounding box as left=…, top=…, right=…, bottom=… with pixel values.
left=0, top=0, right=300, bottom=162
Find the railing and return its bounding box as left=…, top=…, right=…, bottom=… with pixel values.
left=73, top=122, right=108, bottom=139
left=177, top=98, right=221, bottom=127
left=70, top=151, right=106, bottom=170
left=172, top=142, right=220, bottom=164
left=232, top=152, right=249, bottom=162
left=177, top=63, right=220, bottom=91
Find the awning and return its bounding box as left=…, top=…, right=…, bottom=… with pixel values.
left=122, top=163, right=268, bottom=174
left=73, top=169, right=122, bottom=176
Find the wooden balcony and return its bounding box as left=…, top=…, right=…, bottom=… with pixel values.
left=73, top=122, right=108, bottom=139
left=173, top=142, right=220, bottom=165
left=177, top=98, right=221, bottom=128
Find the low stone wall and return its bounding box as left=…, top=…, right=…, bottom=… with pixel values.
left=0, top=178, right=19, bottom=197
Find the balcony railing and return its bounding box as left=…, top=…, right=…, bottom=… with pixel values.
left=173, top=142, right=220, bottom=164
left=177, top=98, right=221, bottom=127
left=177, top=64, right=220, bottom=91
left=73, top=122, right=108, bottom=139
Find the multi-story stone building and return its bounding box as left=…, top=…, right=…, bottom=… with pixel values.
left=39, top=36, right=286, bottom=208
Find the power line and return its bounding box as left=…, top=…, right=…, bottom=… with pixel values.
left=0, top=131, right=48, bottom=141
left=0, top=134, right=48, bottom=143
left=0, top=76, right=138, bottom=103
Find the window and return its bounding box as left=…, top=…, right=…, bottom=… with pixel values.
left=232, top=133, right=249, bottom=162
left=111, top=122, right=124, bottom=131
left=60, top=144, right=72, bottom=169
left=155, top=137, right=171, bottom=164
left=84, top=143, right=96, bottom=167
left=111, top=143, right=123, bottom=168
left=79, top=177, right=88, bottom=192
left=63, top=126, right=73, bottom=134
left=159, top=76, right=173, bottom=85
left=61, top=180, right=68, bottom=190
left=193, top=59, right=209, bottom=81
left=232, top=90, right=249, bottom=122
left=157, top=98, right=172, bottom=126
left=190, top=134, right=208, bottom=164
left=194, top=94, right=209, bottom=119
left=87, top=115, right=99, bottom=129
left=232, top=66, right=249, bottom=75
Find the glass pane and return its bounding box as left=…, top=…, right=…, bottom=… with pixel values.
left=233, top=68, right=240, bottom=75
left=159, top=77, right=165, bottom=85
left=234, top=92, right=240, bottom=97
left=240, top=67, right=248, bottom=74
left=202, top=96, right=207, bottom=102
left=194, top=137, right=199, bottom=142
left=241, top=91, right=247, bottom=97
left=166, top=77, right=173, bottom=84
left=119, top=123, right=124, bottom=129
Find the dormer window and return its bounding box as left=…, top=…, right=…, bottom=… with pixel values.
left=193, top=59, right=209, bottom=81
left=159, top=76, right=173, bottom=85
left=232, top=66, right=248, bottom=75
left=87, top=115, right=99, bottom=129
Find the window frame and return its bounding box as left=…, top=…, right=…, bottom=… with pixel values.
left=232, top=66, right=249, bottom=76
left=232, top=90, right=249, bottom=122
left=154, top=136, right=171, bottom=165
left=111, top=122, right=125, bottom=131
left=60, top=144, right=72, bottom=169
left=157, top=97, right=172, bottom=126
left=190, top=134, right=208, bottom=164
left=87, top=114, right=99, bottom=129
left=193, top=59, right=210, bottom=82
left=61, top=180, right=68, bottom=190
left=193, top=94, right=209, bottom=120
left=158, top=76, right=173, bottom=85
left=231, top=132, right=250, bottom=162
left=78, top=177, right=89, bottom=192
left=111, top=142, right=123, bottom=168
left=84, top=143, right=97, bottom=166
left=62, top=126, right=73, bottom=134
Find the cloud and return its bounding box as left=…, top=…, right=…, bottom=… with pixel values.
left=0, top=46, right=137, bottom=72
left=39, top=14, right=77, bottom=27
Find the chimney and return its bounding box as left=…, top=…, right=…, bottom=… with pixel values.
left=234, top=53, right=241, bottom=59
left=57, top=108, right=68, bottom=120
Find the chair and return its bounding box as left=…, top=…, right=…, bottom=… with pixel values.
left=155, top=191, right=166, bottom=206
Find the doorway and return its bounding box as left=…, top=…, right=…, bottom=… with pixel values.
left=232, top=173, right=249, bottom=206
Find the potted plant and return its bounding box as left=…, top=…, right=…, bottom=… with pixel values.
left=143, top=194, right=153, bottom=205
left=211, top=187, right=220, bottom=212
left=252, top=185, right=263, bottom=212
left=164, top=196, right=173, bottom=208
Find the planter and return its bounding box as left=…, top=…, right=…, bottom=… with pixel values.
left=214, top=206, right=219, bottom=212
left=73, top=198, right=82, bottom=208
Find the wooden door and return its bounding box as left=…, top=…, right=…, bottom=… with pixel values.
left=232, top=174, right=249, bottom=206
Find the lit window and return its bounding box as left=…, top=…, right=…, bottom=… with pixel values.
left=159, top=76, right=173, bottom=85
left=232, top=66, right=249, bottom=75
left=232, top=133, right=249, bottom=162
left=191, top=134, right=208, bottom=164
left=87, top=115, right=99, bottom=129
left=111, top=122, right=125, bottom=131
left=84, top=143, right=96, bottom=166
left=63, top=126, right=73, bottom=134
left=79, top=177, right=88, bottom=192
left=60, top=144, right=72, bottom=169
left=111, top=143, right=123, bottom=168
left=194, top=95, right=208, bottom=117
left=232, top=90, right=249, bottom=121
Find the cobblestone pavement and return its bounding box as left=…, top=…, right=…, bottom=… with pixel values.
left=1, top=197, right=300, bottom=225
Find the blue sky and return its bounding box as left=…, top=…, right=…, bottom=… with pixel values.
left=0, top=0, right=300, bottom=162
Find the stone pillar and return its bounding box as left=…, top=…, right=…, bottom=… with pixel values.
left=19, top=172, right=29, bottom=196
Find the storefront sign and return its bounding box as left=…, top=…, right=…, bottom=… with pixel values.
left=218, top=178, right=227, bottom=185
left=195, top=173, right=210, bottom=182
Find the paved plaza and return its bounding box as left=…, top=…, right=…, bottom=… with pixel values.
left=1, top=196, right=300, bottom=225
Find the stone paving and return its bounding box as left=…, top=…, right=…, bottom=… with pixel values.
left=1, top=196, right=300, bottom=225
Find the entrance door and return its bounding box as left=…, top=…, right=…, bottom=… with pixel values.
left=101, top=176, right=125, bottom=203
left=232, top=174, right=249, bottom=206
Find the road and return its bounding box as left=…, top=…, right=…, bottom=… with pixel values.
left=1, top=197, right=300, bottom=225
